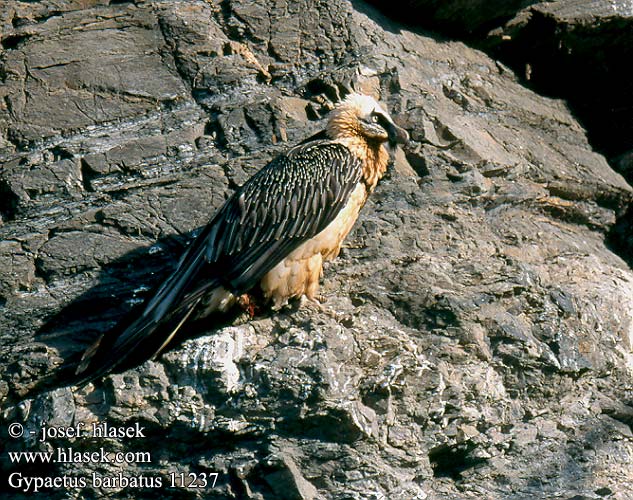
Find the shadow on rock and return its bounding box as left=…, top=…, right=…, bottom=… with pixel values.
left=606, top=205, right=633, bottom=270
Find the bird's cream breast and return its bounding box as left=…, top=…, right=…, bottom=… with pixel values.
left=259, top=183, right=367, bottom=307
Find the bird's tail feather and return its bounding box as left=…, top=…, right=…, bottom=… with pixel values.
left=72, top=297, right=201, bottom=386
left=72, top=269, right=223, bottom=386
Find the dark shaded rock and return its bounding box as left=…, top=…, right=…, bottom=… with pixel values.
left=365, top=0, right=539, bottom=38
left=263, top=450, right=319, bottom=500
left=607, top=204, right=633, bottom=269
left=1, top=0, right=633, bottom=499
left=486, top=0, right=633, bottom=164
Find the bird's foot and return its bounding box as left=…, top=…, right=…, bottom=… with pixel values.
left=298, top=294, right=342, bottom=320
left=299, top=294, right=322, bottom=309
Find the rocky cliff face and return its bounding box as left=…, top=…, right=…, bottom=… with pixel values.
left=1, top=1, right=632, bottom=499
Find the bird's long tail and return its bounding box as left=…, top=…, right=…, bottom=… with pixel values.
left=72, top=304, right=198, bottom=386
left=71, top=256, right=222, bottom=386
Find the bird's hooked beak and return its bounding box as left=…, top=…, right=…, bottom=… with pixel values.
left=386, top=121, right=409, bottom=148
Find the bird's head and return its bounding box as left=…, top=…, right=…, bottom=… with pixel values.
left=326, top=93, right=409, bottom=149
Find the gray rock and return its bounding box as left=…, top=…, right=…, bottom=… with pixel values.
left=1, top=1, right=633, bottom=499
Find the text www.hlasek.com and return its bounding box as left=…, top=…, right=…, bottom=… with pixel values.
left=9, top=448, right=151, bottom=465
left=9, top=448, right=152, bottom=464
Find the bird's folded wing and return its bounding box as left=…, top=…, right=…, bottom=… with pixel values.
left=206, top=141, right=363, bottom=291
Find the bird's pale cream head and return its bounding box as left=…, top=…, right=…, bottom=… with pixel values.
left=326, top=93, right=409, bottom=147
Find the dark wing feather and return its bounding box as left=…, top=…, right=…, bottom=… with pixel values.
left=74, top=140, right=362, bottom=384
left=188, top=140, right=362, bottom=293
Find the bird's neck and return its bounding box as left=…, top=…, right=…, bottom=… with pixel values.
left=337, top=136, right=390, bottom=192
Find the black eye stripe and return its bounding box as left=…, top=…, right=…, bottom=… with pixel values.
left=370, top=112, right=391, bottom=130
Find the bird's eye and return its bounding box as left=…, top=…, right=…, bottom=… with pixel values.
left=371, top=115, right=379, bottom=123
